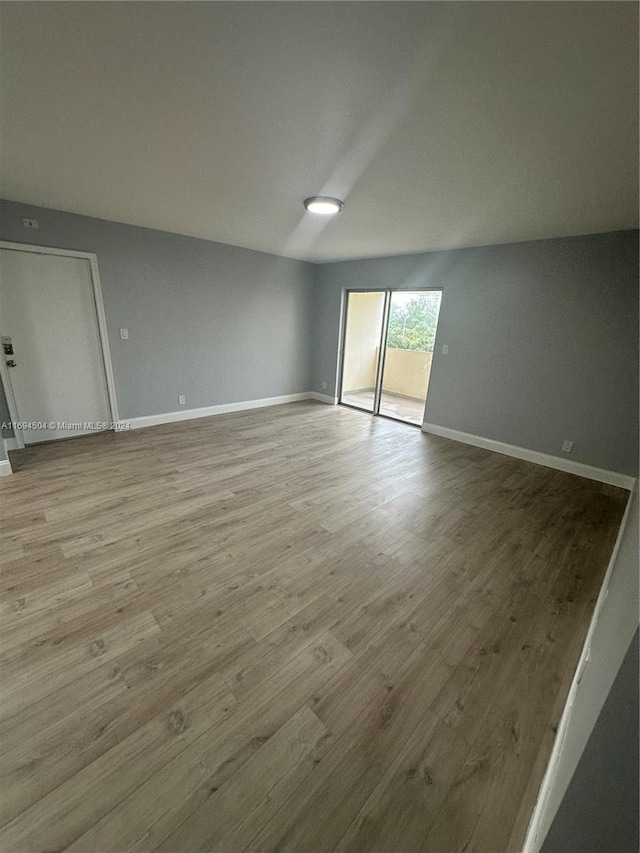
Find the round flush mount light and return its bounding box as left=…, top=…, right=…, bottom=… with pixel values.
left=303, top=196, right=344, bottom=215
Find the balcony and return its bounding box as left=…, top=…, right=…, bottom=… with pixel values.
left=341, top=347, right=432, bottom=426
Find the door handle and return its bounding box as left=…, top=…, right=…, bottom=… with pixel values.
left=5, top=360, right=16, bottom=368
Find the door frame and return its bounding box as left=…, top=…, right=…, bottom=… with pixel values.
left=338, top=287, right=443, bottom=426
left=0, top=241, right=120, bottom=449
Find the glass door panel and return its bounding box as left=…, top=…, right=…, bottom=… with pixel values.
left=379, top=291, right=442, bottom=426
left=340, top=291, right=386, bottom=413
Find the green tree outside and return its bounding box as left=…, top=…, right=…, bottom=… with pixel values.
left=386, top=293, right=441, bottom=352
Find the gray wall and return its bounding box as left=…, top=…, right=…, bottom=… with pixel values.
left=2, top=200, right=637, bottom=477
left=541, top=630, right=639, bottom=853
left=0, top=199, right=315, bottom=420
left=314, top=231, right=639, bottom=475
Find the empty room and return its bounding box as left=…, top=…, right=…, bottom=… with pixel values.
left=0, top=3, right=638, bottom=853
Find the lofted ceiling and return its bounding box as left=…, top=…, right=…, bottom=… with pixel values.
left=0, top=2, right=637, bottom=263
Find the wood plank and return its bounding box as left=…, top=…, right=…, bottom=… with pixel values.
left=0, top=401, right=627, bottom=853
left=154, top=705, right=332, bottom=853
left=56, top=633, right=351, bottom=852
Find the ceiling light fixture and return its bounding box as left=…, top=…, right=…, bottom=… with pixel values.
left=303, top=196, right=344, bottom=215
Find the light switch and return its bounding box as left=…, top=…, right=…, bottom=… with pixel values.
left=119, top=328, right=129, bottom=340
left=442, top=344, right=449, bottom=355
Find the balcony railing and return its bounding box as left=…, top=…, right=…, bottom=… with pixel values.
left=342, top=347, right=433, bottom=400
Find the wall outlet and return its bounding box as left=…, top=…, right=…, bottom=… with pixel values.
left=22, top=218, right=38, bottom=229
left=119, top=328, right=129, bottom=340
left=562, top=439, right=573, bottom=453
left=178, top=395, right=186, bottom=405
left=442, top=344, right=449, bottom=355
left=321, top=381, right=327, bottom=390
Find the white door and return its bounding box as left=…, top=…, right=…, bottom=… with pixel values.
left=0, top=249, right=112, bottom=444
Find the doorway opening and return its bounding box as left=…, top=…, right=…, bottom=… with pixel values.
left=339, top=289, right=442, bottom=426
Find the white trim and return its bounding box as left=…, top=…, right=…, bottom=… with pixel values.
left=0, top=241, right=120, bottom=445
left=86, top=253, right=119, bottom=424
left=119, top=393, right=313, bottom=430
left=309, top=392, right=337, bottom=405
left=0, top=459, right=12, bottom=476
left=421, top=423, right=636, bottom=490
left=520, top=488, right=635, bottom=853
left=0, top=343, right=24, bottom=450
left=0, top=240, right=102, bottom=262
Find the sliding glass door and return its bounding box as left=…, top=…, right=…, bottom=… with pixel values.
left=339, top=291, right=387, bottom=413
left=339, top=289, right=442, bottom=426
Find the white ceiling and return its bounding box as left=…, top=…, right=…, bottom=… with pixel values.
left=1, top=2, right=637, bottom=263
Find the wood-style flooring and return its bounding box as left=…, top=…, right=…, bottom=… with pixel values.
left=0, top=402, right=628, bottom=852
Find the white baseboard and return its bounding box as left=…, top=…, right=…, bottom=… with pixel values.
left=0, top=459, right=12, bottom=476
left=309, top=392, right=338, bottom=405
left=118, top=392, right=322, bottom=431
left=422, top=422, right=636, bottom=490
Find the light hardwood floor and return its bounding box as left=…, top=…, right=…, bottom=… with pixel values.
left=0, top=402, right=628, bottom=853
